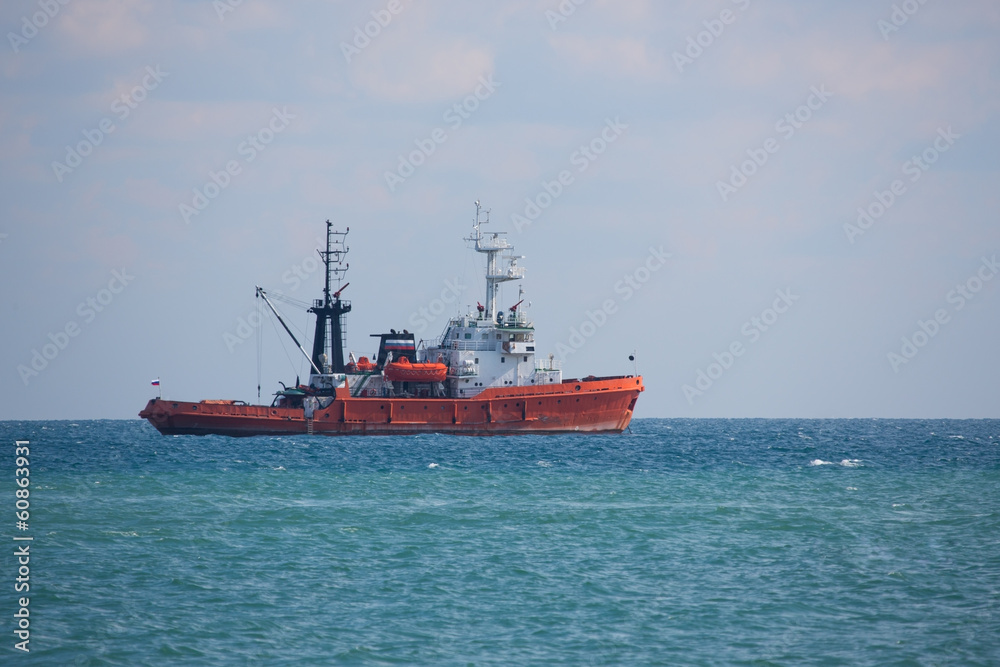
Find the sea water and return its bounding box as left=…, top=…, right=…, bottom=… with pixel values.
left=1, top=419, right=998, bottom=665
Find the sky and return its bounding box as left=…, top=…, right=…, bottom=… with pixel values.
left=1, top=0, right=998, bottom=420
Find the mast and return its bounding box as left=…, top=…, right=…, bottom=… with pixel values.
left=465, top=201, right=525, bottom=322
left=309, top=222, right=351, bottom=374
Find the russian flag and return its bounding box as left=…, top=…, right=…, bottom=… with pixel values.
left=151, top=379, right=160, bottom=386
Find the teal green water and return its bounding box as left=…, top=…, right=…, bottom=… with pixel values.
left=3, top=419, right=999, bottom=664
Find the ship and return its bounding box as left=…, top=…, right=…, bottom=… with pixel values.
left=140, top=202, right=644, bottom=436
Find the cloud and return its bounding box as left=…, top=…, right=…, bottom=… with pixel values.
left=57, top=0, right=153, bottom=56
left=796, top=40, right=969, bottom=99
left=351, top=40, right=495, bottom=103
left=549, top=33, right=667, bottom=81
left=346, top=6, right=495, bottom=103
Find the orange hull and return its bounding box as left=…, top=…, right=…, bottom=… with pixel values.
left=139, top=375, right=643, bottom=436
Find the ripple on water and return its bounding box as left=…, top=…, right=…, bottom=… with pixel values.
left=2, top=418, right=998, bottom=664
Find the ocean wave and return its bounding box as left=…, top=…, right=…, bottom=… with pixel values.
left=809, top=459, right=861, bottom=467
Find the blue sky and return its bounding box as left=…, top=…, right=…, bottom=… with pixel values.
left=2, top=0, right=998, bottom=420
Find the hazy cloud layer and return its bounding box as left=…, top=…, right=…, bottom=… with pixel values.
left=1, top=0, right=997, bottom=419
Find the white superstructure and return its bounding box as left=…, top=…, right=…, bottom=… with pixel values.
left=342, top=202, right=563, bottom=399
left=418, top=202, right=562, bottom=398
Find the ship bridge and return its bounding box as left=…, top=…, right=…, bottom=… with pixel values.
left=415, top=203, right=561, bottom=398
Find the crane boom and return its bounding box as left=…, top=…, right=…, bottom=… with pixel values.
left=256, top=286, right=324, bottom=376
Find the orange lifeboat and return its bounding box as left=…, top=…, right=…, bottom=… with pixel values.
left=383, top=357, right=447, bottom=383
